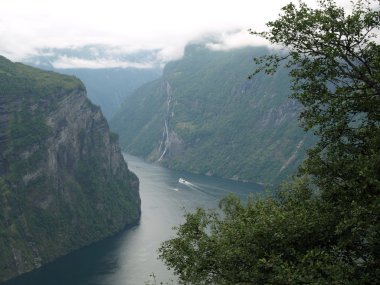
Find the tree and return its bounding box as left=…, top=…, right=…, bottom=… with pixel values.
left=158, top=1, right=380, bottom=284
left=250, top=1, right=380, bottom=281
left=160, top=181, right=360, bottom=284
left=250, top=0, right=380, bottom=200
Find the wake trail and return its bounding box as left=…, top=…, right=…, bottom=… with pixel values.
left=182, top=182, right=219, bottom=198
left=191, top=182, right=232, bottom=194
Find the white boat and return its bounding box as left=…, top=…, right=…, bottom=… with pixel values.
left=179, top=178, right=190, bottom=184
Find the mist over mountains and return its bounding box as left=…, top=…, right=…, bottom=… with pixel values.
left=22, top=45, right=165, bottom=70
left=22, top=46, right=162, bottom=119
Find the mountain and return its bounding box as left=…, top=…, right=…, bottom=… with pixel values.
left=110, top=45, right=314, bottom=184
left=57, top=68, right=161, bottom=120
left=0, top=56, right=141, bottom=282
left=23, top=46, right=162, bottom=120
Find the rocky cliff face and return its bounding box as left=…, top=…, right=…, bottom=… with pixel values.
left=111, top=45, right=315, bottom=184
left=0, top=56, right=140, bottom=282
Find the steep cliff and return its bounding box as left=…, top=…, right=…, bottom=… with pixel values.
left=0, top=56, right=140, bottom=282
left=56, top=68, right=161, bottom=120
left=111, top=45, right=315, bottom=184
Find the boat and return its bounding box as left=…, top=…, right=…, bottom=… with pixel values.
left=179, top=178, right=190, bottom=184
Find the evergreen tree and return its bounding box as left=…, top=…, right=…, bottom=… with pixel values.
left=158, top=1, right=380, bottom=283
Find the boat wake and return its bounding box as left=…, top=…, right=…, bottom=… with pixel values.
left=178, top=178, right=192, bottom=185
left=178, top=178, right=218, bottom=197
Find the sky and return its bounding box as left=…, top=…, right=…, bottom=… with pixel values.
left=0, top=0, right=353, bottom=68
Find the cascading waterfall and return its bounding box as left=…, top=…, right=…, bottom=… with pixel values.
left=157, top=81, right=172, bottom=161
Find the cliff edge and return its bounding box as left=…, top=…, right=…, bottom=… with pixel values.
left=0, top=56, right=140, bottom=282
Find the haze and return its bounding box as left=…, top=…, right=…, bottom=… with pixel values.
left=0, top=0, right=351, bottom=68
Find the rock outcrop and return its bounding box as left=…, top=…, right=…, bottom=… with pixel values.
left=0, top=55, right=140, bottom=282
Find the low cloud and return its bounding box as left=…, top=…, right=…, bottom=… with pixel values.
left=0, top=0, right=354, bottom=68
left=205, top=30, right=269, bottom=51
left=0, top=0, right=293, bottom=64
left=52, top=56, right=156, bottom=69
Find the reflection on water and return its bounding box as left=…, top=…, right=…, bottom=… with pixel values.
left=3, top=154, right=264, bottom=285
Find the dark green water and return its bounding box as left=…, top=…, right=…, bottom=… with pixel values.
left=3, top=154, right=264, bottom=285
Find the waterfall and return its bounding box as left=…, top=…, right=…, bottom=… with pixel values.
left=157, top=81, right=172, bottom=161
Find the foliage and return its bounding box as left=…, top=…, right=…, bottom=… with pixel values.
left=144, top=273, right=175, bottom=285
left=160, top=180, right=355, bottom=284
left=158, top=0, right=380, bottom=284
left=0, top=55, right=84, bottom=98
left=250, top=0, right=380, bottom=196
left=251, top=0, right=380, bottom=280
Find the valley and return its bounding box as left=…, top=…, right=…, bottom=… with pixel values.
left=111, top=45, right=314, bottom=184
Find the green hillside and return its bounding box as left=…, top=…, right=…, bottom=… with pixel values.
left=0, top=55, right=140, bottom=282
left=111, top=45, right=314, bottom=184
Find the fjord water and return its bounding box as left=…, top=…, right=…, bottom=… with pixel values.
left=4, top=154, right=264, bottom=285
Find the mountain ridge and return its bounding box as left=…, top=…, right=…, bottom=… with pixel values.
left=111, top=45, right=314, bottom=184
left=21, top=47, right=162, bottom=120
left=0, top=55, right=141, bottom=282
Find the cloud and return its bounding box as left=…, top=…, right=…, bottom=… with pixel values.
left=205, top=30, right=269, bottom=51
left=0, top=0, right=291, bottom=62
left=51, top=56, right=156, bottom=69
left=0, top=0, right=355, bottom=67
